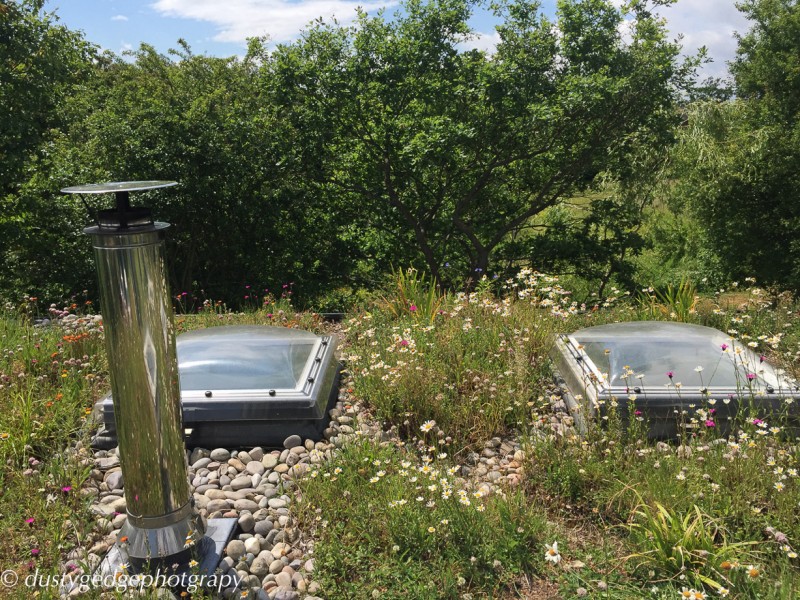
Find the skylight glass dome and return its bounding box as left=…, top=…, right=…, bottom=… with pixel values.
left=550, top=321, right=800, bottom=439
left=178, top=326, right=321, bottom=392
left=95, top=326, right=341, bottom=448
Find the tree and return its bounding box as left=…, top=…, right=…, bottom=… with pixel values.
left=0, top=0, right=95, bottom=193
left=669, top=0, right=800, bottom=290
left=0, top=1, right=96, bottom=300
left=2, top=41, right=355, bottom=306
left=268, top=0, right=691, bottom=287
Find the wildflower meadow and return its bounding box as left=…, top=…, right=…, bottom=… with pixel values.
left=2, top=270, right=799, bottom=599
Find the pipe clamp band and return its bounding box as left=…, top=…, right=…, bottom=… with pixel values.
left=127, top=499, right=193, bottom=529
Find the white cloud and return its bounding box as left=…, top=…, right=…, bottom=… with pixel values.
left=111, top=14, right=129, bottom=21
left=659, top=0, right=750, bottom=80
left=150, top=0, right=397, bottom=45
left=459, top=30, right=501, bottom=54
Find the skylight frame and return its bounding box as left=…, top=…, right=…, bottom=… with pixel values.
left=562, top=332, right=791, bottom=397
left=95, top=325, right=341, bottom=448
left=549, top=321, right=800, bottom=438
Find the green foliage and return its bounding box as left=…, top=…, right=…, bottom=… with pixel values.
left=0, top=0, right=704, bottom=306
left=668, top=99, right=800, bottom=290
left=665, top=0, right=800, bottom=291
left=0, top=0, right=96, bottom=193
left=521, top=187, right=649, bottom=298
left=732, top=0, right=800, bottom=120
left=626, top=501, right=759, bottom=591
left=346, top=277, right=565, bottom=451
left=296, top=438, right=550, bottom=599
left=633, top=200, right=727, bottom=293
left=637, top=278, right=698, bottom=322
left=0, top=1, right=97, bottom=301
left=270, top=0, right=690, bottom=287
left=379, top=267, right=445, bottom=324
left=0, top=306, right=106, bottom=466
left=2, top=41, right=358, bottom=307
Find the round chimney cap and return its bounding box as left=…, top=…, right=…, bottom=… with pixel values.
left=61, top=181, right=178, bottom=194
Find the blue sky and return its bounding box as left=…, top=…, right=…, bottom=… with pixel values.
left=46, top=0, right=749, bottom=79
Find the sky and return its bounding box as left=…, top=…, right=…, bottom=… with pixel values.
left=47, top=0, right=750, bottom=80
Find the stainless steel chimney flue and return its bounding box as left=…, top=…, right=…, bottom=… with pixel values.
left=63, top=181, right=204, bottom=567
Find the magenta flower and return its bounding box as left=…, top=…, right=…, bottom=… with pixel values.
left=399, top=340, right=409, bottom=347
left=746, top=373, right=756, bottom=381
left=705, top=420, right=715, bottom=428
left=666, top=371, right=674, bottom=379
left=752, top=418, right=764, bottom=425
left=25, top=518, right=34, bottom=526
left=31, top=548, right=40, bottom=557
left=409, top=304, right=418, bottom=312
left=759, top=355, right=766, bottom=363
left=61, top=486, right=72, bottom=493
left=634, top=410, right=642, bottom=416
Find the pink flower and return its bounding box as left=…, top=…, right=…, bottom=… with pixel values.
left=61, top=486, right=72, bottom=493
left=705, top=420, right=715, bottom=428
left=634, top=410, right=642, bottom=416
left=747, top=373, right=756, bottom=381
left=759, top=355, right=766, bottom=363
left=752, top=418, right=764, bottom=425
left=721, top=344, right=729, bottom=351
left=666, top=371, right=674, bottom=379
left=25, top=518, right=34, bottom=526
left=409, top=304, right=418, bottom=312
left=31, top=548, right=40, bottom=557
left=399, top=340, right=409, bottom=347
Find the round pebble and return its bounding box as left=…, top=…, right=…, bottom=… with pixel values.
left=238, top=513, right=255, bottom=533
left=283, top=435, right=302, bottom=449
left=246, top=461, right=265, bottom=476
left=210, top=448, right=231, bottom=462
left=226, top=540, right=246, bottom=561
left=250, top=556, right=270, bottom=577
